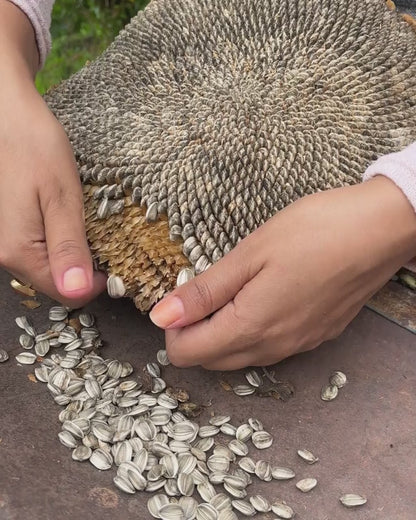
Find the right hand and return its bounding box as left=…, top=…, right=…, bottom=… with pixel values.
left=0, top=78, right=107, bottom=308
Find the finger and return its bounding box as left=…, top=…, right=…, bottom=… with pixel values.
left=165, top=301, right=252, bottom=367
left=40, top=150, right=96, bottom=301
left=150, top=238, right=260, bottom=329
left=201, top=351, right=256, bottom=371
left=8, top=260, right=107, bottom=308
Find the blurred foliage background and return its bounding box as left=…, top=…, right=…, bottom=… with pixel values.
left=36, top=0, right=150, bottom=93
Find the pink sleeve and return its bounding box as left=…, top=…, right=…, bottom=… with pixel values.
left=363, top=142, right=416, bottom=213
left=364, top=142, right=416, bottom=273
left=7, top=0, right=55, bottom=69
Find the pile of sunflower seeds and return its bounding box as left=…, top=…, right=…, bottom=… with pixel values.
left=12, top=305, right=366, bottom=517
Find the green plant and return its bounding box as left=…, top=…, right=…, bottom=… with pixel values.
left=36, top=0, right=150, bottom=93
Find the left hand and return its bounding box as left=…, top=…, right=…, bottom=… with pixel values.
left=150, top=176, right=416, bottom=370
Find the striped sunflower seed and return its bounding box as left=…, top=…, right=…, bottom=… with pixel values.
left=79, top=312, right=95, bottom=327
left=49, top=306, right=68, bottom=321
left=148, top=494, right=170, bottom=519
left=15, top=316, right=36, bottom=336
left=236, top=424, right=253, bottom=443
left=339, top=494, right=367, bottom=507
left=195, top=503, right=217, bottom=520
left=15, top=352, right=37, bottom=365
left=72, top=445, right=92, bottom=461
left=177, top=473, right=195, bottom=497
left=249, top=495, right=271, bottom=513
left=106, top=275, right=126, bottom=298
left=272, top=466, right=296, bottom=480
left=113, top=474, right=136, bottom=494
left=90, top=448, right=113, bottom=470
left=231, top=500, right=256, bottom=517
left=245, top=370, right=262, bottom=387
left=255, top=460, right=272, bottom=481
left=297, top=449, right=319, bottom=464
left=19, top=333, right=34, bottom=349
left=296, top=477, right=318, bottom=492
left=271, top=501, right=295, bottom=519
left=157, top=349, right=171, bottom=366
left=233, top=385, right=256, bottom=397
left=330, top=370, right=347, bottom=388
left=210, top=493, right=231, bottom=512
left=35, top=340, right=50, bottom=357
left=321, top=384, right=338, bottom=401
left=176, top=268, right=195, bottom=287
left=179, top=497, right=198, bottom=520
left=58, top=431, right=78, bottom=449
left=252, top=430, right=273, bottom=449
left=197, top=481, right=217, bottom=502
left=198, top=425, right=220, bottom=438
left=209, top=415, right=231, bottom=427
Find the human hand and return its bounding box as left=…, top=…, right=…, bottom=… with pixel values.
left=150, top=177, right=416, bottom=370
left=0, top=2, right=106, bottom=307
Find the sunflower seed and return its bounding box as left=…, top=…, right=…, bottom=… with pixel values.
left=249, top=495, right=271, bottom=513
left=209, top=493, right=231, bottom=512
left=0, top=349, right=9, bottom=363
left=271, top=501, right=295, bottom=519
left=179, top=496, right=198, bottom=520
left=128, top=468, right=147, bottom=491
left=19, top=333, right=34, bottom=349
left=296, top=477, right=318, bottom=492
left=223, top=482, right=247, bottom=499
left=78, top=312, right=95, bottom=327
left=35, top=340, right=50, bottom=357
left=231, top=500, right=256, bottom=517
left=34, top=365, right=49, bottom=381
left=72, top=445, right=92, bottom=461
left=197, top=481, right=217, bottom=502
left=145, top=202, right=159, bottom=223
left=233, top=385, right=255, bottom=397
left=252, top=430, right=273, bottom=449
left=195, top=503, right=217, bottom=520
left=113, top=474, right=136, bottom=494
left=148, top=494, right=170, bottom=519
left=198, top=425, right=220, bottom=438
left=297, top=449, right=319, bottom=464
left=176, top=472, right=195, bottom=496
left=238, top=457, right=256, bottom=473
left=321, top=384, right=338, bottom=401
left=193, top=437, right=214, bottom=452
left=220, top=423, right=237, bottom=436
left=15, top=352, right=37, bottom=365
left=228, top=439, right=248, bottom=457
left=223, top=475, right=246, bottom=490
left=207, top=455, right=230, bottom=473
left=107, top=275, right=126, bottom=298
left=272, top=466, right=296, bottom=480
left=157, top=349, right=171, bottom=366
left=236, top=424, right=253, bottom=442
left=330, top=370, right=347, bottom=388
left=245, top=370, right=262, bottom=387
left=15, top=316, right=35, bottom=336
left=49, top=306, right=68, bottom=321
left=58, top=431, right=78, bottom=448
left=340, top=494, right=367, bottom=508
left=255, top=460, right=272, bottom=481
left=209, top=415, right=231, bottom=427
left=176, top=268, right=195, bottom=288
left=213, top=445, right=235, bottom=462
left=152, top=377, right=167, bottom=393
left=173, top=422, right=199, bottom=442
left=90, top=448, right=113, bottom=470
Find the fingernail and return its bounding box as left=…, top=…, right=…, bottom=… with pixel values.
left=62, top=267, right=89, bottom=292
left=150, top=296, right=185, bottom=328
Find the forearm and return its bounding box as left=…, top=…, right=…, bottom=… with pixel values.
left=0, top=1, right=39, bottom=81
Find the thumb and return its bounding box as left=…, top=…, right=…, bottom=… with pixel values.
left=42, top=175, right=96, bottom=300
left=149, top=240, right=256, bottom=329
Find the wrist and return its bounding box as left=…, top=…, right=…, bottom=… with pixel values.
left=0, top=1, right=39, bottom=80
left=361, top=175, right=416, bottom=264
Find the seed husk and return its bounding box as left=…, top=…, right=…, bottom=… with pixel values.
left=15, top=352, right=37, bottom=365
left=296, top=477, right=318, bottom=492
left=236, top=424, right=253, bottom=442
left=321, top=384, right=338, bottom=401
left=15, top=316, right=36, bottom=336
left=113, top=474, right=136, bottom=494
left=255, top=460, right=272, bottom=481
left=58, top=430, right=78, bottom=449
left=271, top=501, right=295, bottom=519
left=0, top=349, right=9, bottom=363
left=329, top=370, right=347, bottom=388
left=233, top=385, right=256, bottom=397
left=49, top=306, right=68, bottom=321
left=228, top=439, right=248, bottom=457
left=180, top=496, right=198, bottom=519
left=238, top=457, right=256, bottom=474
left=35, top=340, right=50, bottom=357
left=340, top=494, right=367, bottom=508
left=177, top=472, right=195, bottom=496
left=90, top=448, right=113, bottom=470
left=297, top=449, right=319, bottom=464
